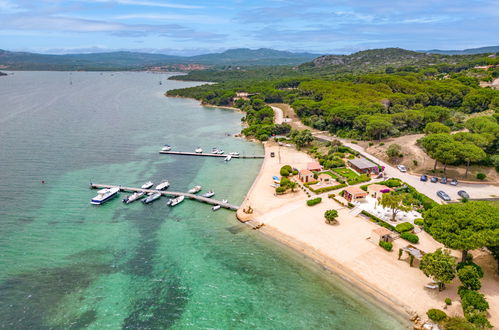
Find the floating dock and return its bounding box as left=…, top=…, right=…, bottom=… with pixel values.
left=159, top=150, right=264, bottom=159
left=90, top=184, right=239, bottom=210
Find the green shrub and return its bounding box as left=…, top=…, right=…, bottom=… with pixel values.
left=378, top=178, right=403, bottom=187
left=292, top=170, right=298, bottom=175
left=309, top=183, right=347, bottom=194
left=379, top=241, right=393, bottom=251
left=459, top=289, right=489, bottom=312
left=275, top=186, right=286, bottom=194
left=457, top=261, right=484, bottom=278
left=427, top=309, right=447, bottom=322
left=280, top=165, right=292, bottom=177
left=347, top=202, right=354, bottom=209
left=412, top=160, right=418, bottom=166
left=280, top=169, right=289, bottom=177
left=307, top=197, right=322, bottom=206
left=400, top=232, right=419, bottom=244
left=324, top=210, right=339, bottom=224
left=443, top=317, right=476, bottom=330
left=379, top=142, right=385, bottom=146
left=395, top=222, right=414, bottom=233
left=458, top=265, right=482, bottom=291
left=476, top=173, right=486, bottom=180
left=445, top=298, right=452, bottom=306
left=414, top=218, right=424, bottom=226
left=369, top=142, right=374, bottom=147
left=466, top=311, right=492, bottom=328
left=347, top=174, right=371, bottom=185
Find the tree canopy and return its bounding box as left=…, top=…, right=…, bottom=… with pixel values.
left=423, top=201, right=499, bottom=261
left=420, top=248, right=456, bottom=291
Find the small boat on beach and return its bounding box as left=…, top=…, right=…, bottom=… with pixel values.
left=224, top=155, right=232, bottom=162
left=188, top=185, right=202, bottom=194
left=212, top=205, right=221, bottom=211
left=155, top=181, right=170, bottom=190
left=122, top=191, right=145, bottom=204
left=167, top=195, right=185, bottom=207
left=142, top=192, right=161, bottom=204
left=202, top=190, right=215, bottom=198
left=162, top=144, right=172, bottom=151
left=141, top=181, right=154, bottom=189
left=195, top=147, right=203, bottom=153
left=91, top=187, right=119, bottom=205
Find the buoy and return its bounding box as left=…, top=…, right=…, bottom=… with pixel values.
left=41, top=180, right=45, bottom=184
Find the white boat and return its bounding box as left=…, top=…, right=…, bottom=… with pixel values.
left=142, top=192, right=161, bottom=204
left=221, top=199, right=228, bottom=203
left=91, top=187, right=119, bottom=205
left=217, top=150, right=224, bottom=154
left=122, top=191, right=145, bottom=204
left=141, top=181, right=154, bottom=189
left=167, top=195, right=185, bottom=207
left=155, top=181, right=170, bottom=190
left=212, top=205, right=221, bottom=211
left=224, top=155, right=232, bottom=162
left=211, top=148, right=219, bottom=154
left=162, top=144, right=172, bottom=151
left=188, top=185, right=202, bottom=194
left=202, top=190, right=215, bottom=198
left=195, top=147, right=203, bottom=153
left=229, top=152, right=239, bottom=156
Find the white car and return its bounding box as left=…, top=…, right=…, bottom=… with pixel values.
left=396, top=165, right=407, bottom=172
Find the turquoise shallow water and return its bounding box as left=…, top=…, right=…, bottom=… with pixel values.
left=0, top=71, right=409, bottom=329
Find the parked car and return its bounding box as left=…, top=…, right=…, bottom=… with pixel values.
left=437, top=190, right=451, bottom=201
left=450, top=179, right=458, bottom=186
left=440, top=177, right=448, bottom=184
left=430, top=177, right=439, bottom=183
left=458, top=190, right=470, bottom=199
left=397, top=165, right=407, bottom=172
left=420, top=175, right=428, bottom=182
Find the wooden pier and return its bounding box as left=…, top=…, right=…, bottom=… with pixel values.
left=159, top=150, right=264, bottom=159
left=90, top=184, right=240, bottom=210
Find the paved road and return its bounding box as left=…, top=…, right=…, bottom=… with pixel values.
left=314, top=134, right=499, bottom=203
left=270, top=105, right=284, bottom=125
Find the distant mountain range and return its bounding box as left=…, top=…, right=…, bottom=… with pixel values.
left=423, top=46, right=499, bottom=55
left=0, top=48, right=321, bottom=70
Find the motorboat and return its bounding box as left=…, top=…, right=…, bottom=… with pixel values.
left=122, top=191, right=145, bottom=204
left=141, top=181, right=154, bottom=189
left=217, top=150, right=224, bottom=154
left=229, top=152, right=239, bottom=156
left=224, top=155, right=232, bottom=162
left=167, top=195, right=185, bottom=207
left=162, top=144, right=172, bottom=151
left=212, top=205, right=221, bottom=211
left=221, top=199, right=228, bottom=203
left=142, top=192, right=161, bottom=204
left=188, top=185, right=202, bottom=194
left=202, top=190, right=215, bottom=198
left=91, top=187, right=119, bottom=205
left=195, top=147, right=203, bottom=153
left=211, top=147, right=219, bottom=154
left=155, top=181, right=170, bottom=190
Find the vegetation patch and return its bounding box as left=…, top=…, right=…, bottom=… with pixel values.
left=306, top=197, right=322, bottom=206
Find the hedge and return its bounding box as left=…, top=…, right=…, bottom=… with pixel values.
left=307, top=197, right=322, bottom=206
left=308, top=183, right=347, bottom=194
left=427, top=309, right=447, bottom=322
left=395, top=222, right=414, bottom=233
left=459, top=288, right=489, bottom=312
left=400, top=232, right=419, bottom=244
left=361, top=210, right=396, bottom=231
left=379, top=241, right=393, bottom=251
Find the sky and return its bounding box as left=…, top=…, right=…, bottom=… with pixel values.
left=0, top=0, right=498, bottom=55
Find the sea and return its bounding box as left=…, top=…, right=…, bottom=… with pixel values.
left=0, top=71, right=409, bottom=329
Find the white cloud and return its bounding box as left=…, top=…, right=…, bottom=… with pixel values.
left=87, top=0, right=203, bottom=9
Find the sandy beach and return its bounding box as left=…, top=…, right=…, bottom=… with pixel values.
left=240, top=140, right=499, bottom=326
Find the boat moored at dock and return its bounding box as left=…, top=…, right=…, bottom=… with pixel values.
left=155, top=181, right=170, bottom=190
left=161, top=144, right=172, bottom=151
left=91, top=187, right=119, bottom=205
left=212, top=205, right=221, bottom=211
left=142, top=192, right=161, bottom=204
left=195, top=147, right=203, bottom=153
left=141, top=181, right=154, bottom=189
left=224, top=155, right=232, bottom=162
left=202, top=190, right=215, bottom=198
left=188, top=185, right=202, bottom=194
left=167, top=195, right=185, bottom=207
left=122, top=191, right=145, bottom=204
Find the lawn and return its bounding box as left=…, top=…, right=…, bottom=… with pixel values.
left=320, top=171, right=339, bottom=180
left=332, top=167, right=359, bottom=180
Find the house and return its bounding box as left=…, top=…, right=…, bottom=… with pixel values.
left=370, top=227, right=393, bottom=245
left=343, top=186, right=367, bottom=202
left=348, top=157, right=380, bottom=175
left=299, top=169, right=314, bottom=183
left=307, top=162, right=323, bottom=172
left=367, top=184, right=393, bottom=199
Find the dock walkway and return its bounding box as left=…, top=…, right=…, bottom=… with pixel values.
left=159, top=150, right=264, bottom=159
left=90, top=184, right=239, bottom=210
